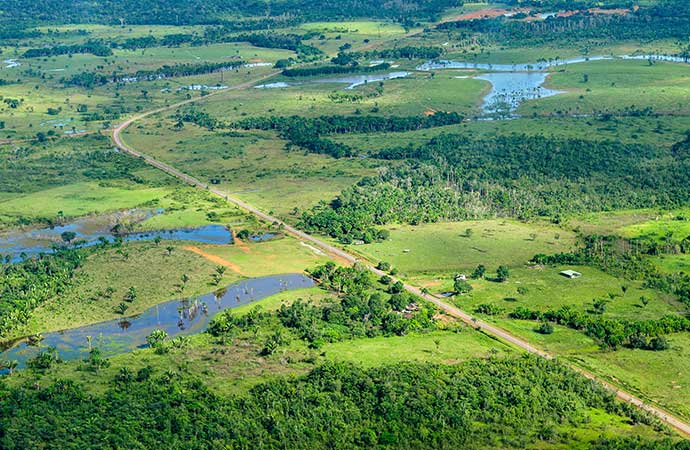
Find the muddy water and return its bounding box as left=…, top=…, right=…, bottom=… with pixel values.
left=0, top=273, right=314, bottom=369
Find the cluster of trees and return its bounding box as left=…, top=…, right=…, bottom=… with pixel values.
left=0, top=249, right=84, bottom=338
left=234, top=112, right=463, bottom=159
left=173, top=108, right=222, bottom=131
left=22, top=40, right=112, bottom=58
left=0, top=356, right=670, bottom=449
left=509, top=305, right=687, bottom=350
left=62, top=60, right=245, bottom=87
left=282, top=62, right=390, bottom=77
left=210, top=263, right=436, bottom=349
left=438, top=1, right=690, bottom=44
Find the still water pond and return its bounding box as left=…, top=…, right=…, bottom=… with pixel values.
left=0, top=211, right=233, bottom=263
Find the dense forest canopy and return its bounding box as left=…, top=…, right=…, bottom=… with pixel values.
left=0, top=0, right=463, bottom=26
left=299, top=132, right=690, bottom=242
left=439, top=0, right=690, bottom=43
left=0, top=357, right=669, bottom=449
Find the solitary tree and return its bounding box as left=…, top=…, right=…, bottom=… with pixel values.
left=124, top=287, right=137, bottom=303
left=146, top=329, right=169, bottom=354
left=470, top=264, right=486, bottom=279
left=496, top=266, right=509, bottom=282
left=61, top=231, right=77, bottom=244
left=454, top=279, right=473, bottom=294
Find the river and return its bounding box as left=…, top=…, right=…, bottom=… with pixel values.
left=0, top=273, right=314, bottom=369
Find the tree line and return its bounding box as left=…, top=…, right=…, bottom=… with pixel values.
left=438, top=1, right=690, bottom=45
left=23, top=40, right=112, bottom=58
left=282, top=62, right=391, bottom=77
left=510, top=305, right=686, bottom=351
left=233, top=112, right=463, bottom=159
left=62, top=60, right=245, bottom=88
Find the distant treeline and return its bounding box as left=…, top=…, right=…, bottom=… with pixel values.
left=23, top=40, right=112, bottom=58
left=62, top=60, right=245, bottom=87
left=234, top=112, right=464, bottom=158
left=282, top=62, right=391, bottom=77
left=345, top=46, right=445, bottom=61
left=103, top=31, right=321, bottom=60
left=0, top=0, right=462, bottom=27
left=438, top=2, right=690, bottom=43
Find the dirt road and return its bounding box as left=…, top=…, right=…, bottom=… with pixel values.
left=111, top=73, right=690, bottom=439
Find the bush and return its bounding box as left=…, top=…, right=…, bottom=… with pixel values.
left=536, top=322, right=554, bottom=335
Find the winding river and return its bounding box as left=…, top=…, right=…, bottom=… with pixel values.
left=1, top=273, right=314, bottom=368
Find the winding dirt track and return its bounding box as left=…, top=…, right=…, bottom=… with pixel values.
left=112, top=74, right=690, bottom=439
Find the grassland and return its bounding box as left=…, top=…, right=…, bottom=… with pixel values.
left=0, top=182, right=169, bottom=224
left=348, top=219, right=576, bottom=276
left=531, top=59, right=690, bottom=116
left=0, top=49, right=279, bottom=139
left=121, top=121, right=377, bottom=220
left=2, top=10, right=690, bottom=441
left=334, top=114, right=690, bottom=150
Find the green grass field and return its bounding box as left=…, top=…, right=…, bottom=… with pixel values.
left=0, top=182, right=169, bottom=223
left=122, top=120, right=377, bottom=220
left=530, top=59, right=690, bottom=116
left=348, top=219, right=576, bottom=276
